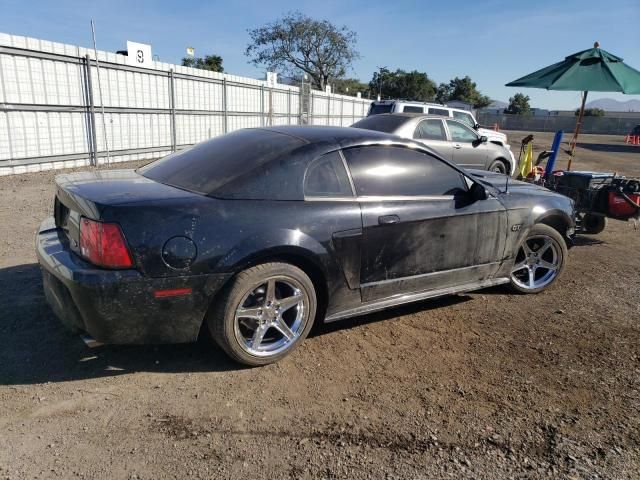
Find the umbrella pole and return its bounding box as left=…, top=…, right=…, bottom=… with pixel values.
left=567, top=90, right=588, bottom=171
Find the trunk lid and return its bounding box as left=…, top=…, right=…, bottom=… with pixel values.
left=53, top=169, right=201, bottom=257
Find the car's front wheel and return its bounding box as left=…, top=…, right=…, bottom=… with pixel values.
left=207, top=262, right=317, bottom=366
left=509, top=224, right=567, bottom=294
left=488, top=159, right=509, bottom=174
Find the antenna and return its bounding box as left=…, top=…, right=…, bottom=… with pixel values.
left=505, top=169, right=510, bottom=194
left=91, top=20, right=110, bottom=165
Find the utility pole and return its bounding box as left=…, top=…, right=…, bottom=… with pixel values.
left=376, top=65, right=387, bottom=101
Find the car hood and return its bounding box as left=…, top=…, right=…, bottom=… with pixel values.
left=466, top=169, right=550, bottom=194
left=478, top=128, right=507, bottom=142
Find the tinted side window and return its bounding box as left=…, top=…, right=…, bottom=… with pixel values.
left=343, top=146, right=466, bottom=197
left=304, top=151, right=353, bottom=198
left=414, top=119, right=446, bottom=141
left=447, top=120, right=478, bottom=143
left=452, top=111, right=476, bottom=128
left=428, top=108, right=450, bottom=116
left=402, top=106, right=424, bottom=113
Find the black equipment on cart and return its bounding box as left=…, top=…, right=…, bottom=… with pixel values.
left=546, top=171, right=640, bottom=234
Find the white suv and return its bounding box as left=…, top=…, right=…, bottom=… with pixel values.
left=367, top=100, right=512, bottom=152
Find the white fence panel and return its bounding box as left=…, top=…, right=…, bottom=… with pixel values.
left=0, top=32, right=373, bottom=175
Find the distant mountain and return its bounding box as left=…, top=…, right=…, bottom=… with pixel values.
left=585, top=98, right=640, bottom=112
left=488, top=100, right=508, bottom=109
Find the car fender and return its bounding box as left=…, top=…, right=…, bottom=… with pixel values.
left=215, top=228, right=335, bottom=279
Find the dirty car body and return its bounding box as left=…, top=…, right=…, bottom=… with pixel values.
left=37, top=126, right=574, bottom=353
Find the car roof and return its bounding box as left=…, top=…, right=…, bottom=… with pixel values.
left=256, top=125, right=412, bottom=149
left=142, top=125, right=440, bottom=201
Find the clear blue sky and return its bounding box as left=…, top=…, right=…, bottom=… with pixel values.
left=1, top=0, right=639, bottom=109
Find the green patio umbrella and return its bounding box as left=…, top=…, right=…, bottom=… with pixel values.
left=506, top=42, right=640, bottom=169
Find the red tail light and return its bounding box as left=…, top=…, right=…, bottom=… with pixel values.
left=80, top=217, right=133, bottom=268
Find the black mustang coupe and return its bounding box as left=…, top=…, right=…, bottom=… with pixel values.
left=37, top=126, right=574, bottom=365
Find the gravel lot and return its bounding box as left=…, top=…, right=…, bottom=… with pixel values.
left=1, top=131, right=639, bottom=479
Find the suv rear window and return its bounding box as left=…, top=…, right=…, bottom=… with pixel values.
left=139, top=129, right=305, bottom=198
left=368, top=103, right=393, bottom=115
left=352, top=115, right=408, bottom=133
left=428, top=108, right=450, bottom=116
left=402, top=106, right=424, bottom=113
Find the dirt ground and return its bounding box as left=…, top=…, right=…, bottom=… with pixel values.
left=0, top=131, right=639, bottom=479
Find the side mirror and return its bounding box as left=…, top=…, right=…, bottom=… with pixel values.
left=469, top=182, right=488, bottom=201
left=480, top=135, right=488, bottom=143
left=474, top=123, right=481, bottom=130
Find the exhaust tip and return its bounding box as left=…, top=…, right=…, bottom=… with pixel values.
left=81, top=334, right=104, bottom=348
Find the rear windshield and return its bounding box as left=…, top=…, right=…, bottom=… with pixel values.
left=368, top=103, right=393, bottom=115
left=352, top=115, right=408, bottom=133
left=139, top=129, right=305, bottom=198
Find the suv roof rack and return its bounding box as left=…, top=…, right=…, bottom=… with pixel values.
left=373, top=99, right=446, bottom=107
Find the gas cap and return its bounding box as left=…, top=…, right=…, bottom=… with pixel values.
left=162, top=236, right=197, bottom=270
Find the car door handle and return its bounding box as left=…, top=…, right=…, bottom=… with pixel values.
left=378, top=215, right=400, bottom=225
left=453, top=144, right=462, bottom=149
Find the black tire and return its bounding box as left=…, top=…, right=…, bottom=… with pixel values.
left=207, top=262, right=317, bottom=366
left=488, top=159, right=508, bottom=175
left=509, top=223, right=567, bottom=294
left=582, top=214, right=607, bottom=235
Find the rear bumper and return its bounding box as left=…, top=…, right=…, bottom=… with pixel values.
left=36, top=218, right=231, bottom=344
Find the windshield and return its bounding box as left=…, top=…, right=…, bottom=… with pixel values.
left=139, top=129, right=305, bottom=197
left=368, top=103, right=393, bottom=115
left=452, top=111, right=476, bottom=128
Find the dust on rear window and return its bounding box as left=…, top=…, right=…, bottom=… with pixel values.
left=138, top=129, right=305, bottom=199
left=352, top=115, right=408, bottom=133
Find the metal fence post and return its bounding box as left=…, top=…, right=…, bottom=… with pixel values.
left=287, top=89, right=292, bottom=125
left=310, top=91, right=313, bottom=125
left=222, top=78, right=228, bottom=134
left=83, top=54, right=97, bottom=166
left=340, top=96, right=344, bottom=127
left=260, top=85, right=265, bottom=126
left=268, top=87, right=273, bottom=126
left=169, top=69, right=177, bottom=151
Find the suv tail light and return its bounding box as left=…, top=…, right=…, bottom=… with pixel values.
left=79, top=217, right=133, bottom=268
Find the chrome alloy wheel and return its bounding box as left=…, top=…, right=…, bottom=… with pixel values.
left=233, top=276, right=309, bottom=357
left=510, top=234, right=561, bottom=290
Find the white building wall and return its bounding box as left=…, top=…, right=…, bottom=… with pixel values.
left=0, top=32, right=372, bottom=176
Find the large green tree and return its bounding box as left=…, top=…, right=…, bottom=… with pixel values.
left=436, top=76, right=491, bottom=108
left=332, top=78, right=370, bottom=96
left=181, top=54, right=224, bottom=73
left=369, top=69, right=437, bottom=102
left=245, top=12, right=360, bottom=91
left=505, top=93, right=531, bottom=115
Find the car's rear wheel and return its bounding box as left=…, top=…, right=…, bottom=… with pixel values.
left=488, top=159, right=508, bottom=174
left=509, top=224, right=567, bottom=294
left=207, top=262, right=316, bottom=366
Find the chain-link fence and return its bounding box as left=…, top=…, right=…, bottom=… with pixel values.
left=0, top=33, right=371, bottom=175
left=478, top=112, right=640, bottom=136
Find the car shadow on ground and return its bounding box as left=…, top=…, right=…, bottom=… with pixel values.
left=572, top=235, right=606, bottom=247
left=576, top=142, right=640, bottom=155
left=0, top=263, right=470, bottom=386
